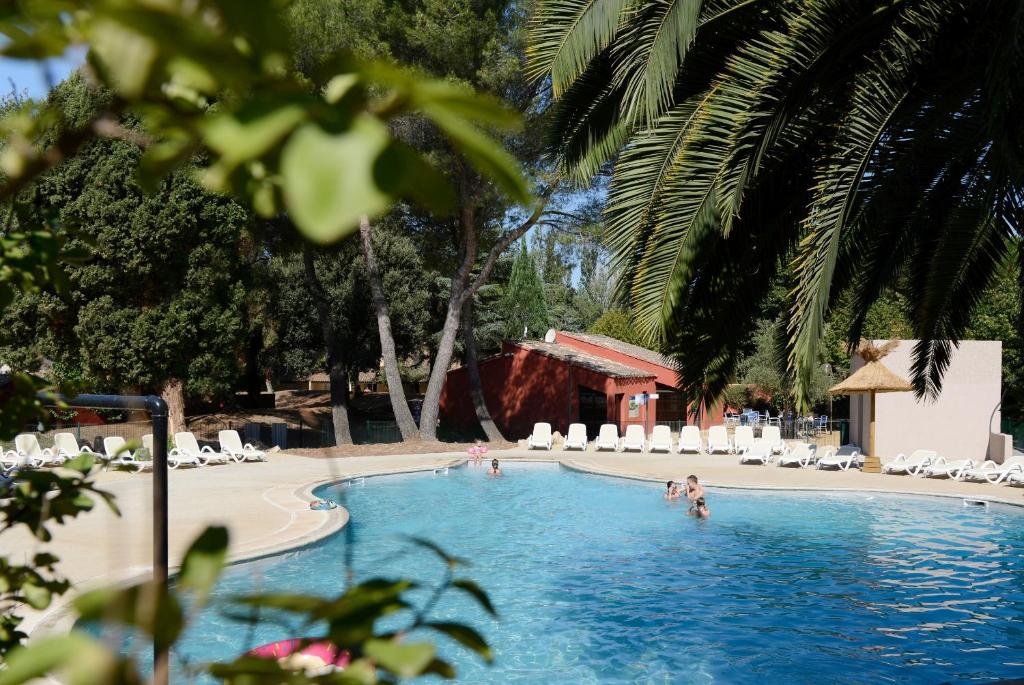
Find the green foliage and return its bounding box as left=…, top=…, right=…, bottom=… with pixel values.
left=588, top=309, right=643, bottom=347
left=502, top=241, right=549, bottom=339
left=2, top=76, right=251, bottom=401
left=0, top=455, right=116, bottom=656
left=0, top=526, right=495, bottom=684
left=736, top=320, right=835, bottom=412
left=262, top=223, right=430, bottom=382
left=0, top=0, right=529, bottom=245
left=530, top=0, right=1024, bottom=411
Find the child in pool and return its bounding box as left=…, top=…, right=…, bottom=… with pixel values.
left=487, top=459, right=502, bottom=476
left=688, top=497, right=710, bottom=519
left=664, top=481, right=681, bottom=500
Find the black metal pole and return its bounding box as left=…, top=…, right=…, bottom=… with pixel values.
left=38, top=392, right=169, bottom=685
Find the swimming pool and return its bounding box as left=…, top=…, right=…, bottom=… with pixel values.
left=169, top=463, right=1024, bottom=683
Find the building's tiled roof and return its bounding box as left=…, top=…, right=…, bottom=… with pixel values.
left=516, top=341, right=655, bottom=379
left=307, top=372, right=329, bottom=382
left=558, top=332, right=677, bottom=370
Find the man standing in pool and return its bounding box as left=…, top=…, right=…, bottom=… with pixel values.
left=685, top=475, right=704, bottom=505
left=488, top=459, right=502, bottom=476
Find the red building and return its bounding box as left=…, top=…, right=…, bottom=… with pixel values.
left=440, top=331, right=723, bottom=440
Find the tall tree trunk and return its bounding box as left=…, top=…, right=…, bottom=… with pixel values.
left=461, top=298, right=504, bottom=441
left=419, top=206, right=477, bottom=440
left=303, top=243, right=352, bottom=445
left=161, top=377, right=186, bottom=436
left=418, top=183, right=556, bottom=441
left=358, top=215, right=419, bottom=440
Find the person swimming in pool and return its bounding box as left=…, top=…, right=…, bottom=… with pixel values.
left=688, top=497, right=710, bottom=519
left=664, top=481, right=681, bottom=500
left=488, top=459, right=502, bottom=476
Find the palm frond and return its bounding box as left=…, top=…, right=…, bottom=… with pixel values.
left=788, top=0, right=950, bottom=406
left=546, top=51, right=630, bottom=182
left=527, top=0, right=632, bottom=96
left=611, top=0, right=702, bottom=126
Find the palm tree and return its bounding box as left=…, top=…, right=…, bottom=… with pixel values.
left=527, top=0, right=1024, bottom=410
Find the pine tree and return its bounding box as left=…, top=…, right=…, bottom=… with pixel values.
left=503, top=241, right=549, bottom=340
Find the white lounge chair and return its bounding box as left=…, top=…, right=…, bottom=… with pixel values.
left=739, top=441, right=773, bottom=465
left=563, top=423, right=587, bottom=451
left=960, top=457, right=1024, bottom=484
left=103, top=436, right=148, bottom=472
left=53, top=432, right=97, bottom=463
left=817, top=445, right=861, bottom=471
left=621, top=425, right=645, bottom=452
left=677, top=425, right=702, bottom=454
left=706, top=425, right=732, bottom=454
left=595, top=424, right=619, bottom=451
left=526, top=422, right=553, bottom=450
left=172, top=432, right=224, bottom=467
left=920, top=457, right=975, bottom=480
left=777, top=442, right=817, bottom=468
left=649, top=425, right=673, bottom=453
left=218, top=430, right=266, bottom=462
left=733, top=426, right=755, bottom=455
left=760, top=425, right=786, bottom=454
left=882, top=449, right=937, bottom=476
left=7, top=434, right=52, bottom=468
left=2, top=441, right=40, bottom=471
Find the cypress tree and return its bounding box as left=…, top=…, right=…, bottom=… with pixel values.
left=503, top=240, right=549, bottom=339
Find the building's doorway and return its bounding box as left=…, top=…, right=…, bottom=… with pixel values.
left=578, top=386, right=606, bottom=439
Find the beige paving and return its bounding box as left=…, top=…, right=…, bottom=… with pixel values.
left=8, top=446, right=1023, bottom=636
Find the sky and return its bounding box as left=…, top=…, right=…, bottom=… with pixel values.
left=0, top=49, right=84, bottom=100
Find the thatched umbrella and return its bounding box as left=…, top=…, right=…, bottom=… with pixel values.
left=829, top=340, right=913, bottom=473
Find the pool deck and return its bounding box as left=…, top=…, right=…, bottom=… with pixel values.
left=7, top=447, right=1023, bottom=636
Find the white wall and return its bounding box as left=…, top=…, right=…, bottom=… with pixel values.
left=847, top=340, right=1002, bottom=460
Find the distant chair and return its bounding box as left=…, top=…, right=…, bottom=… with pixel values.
left=739, top=441, right=773, bottom=465
left=817, top=445, right=861, bottom=471
left=767, top=412, right=781, bottom=427
left=815, top=415, right=829, bottom=434
left=172, top=432, right=224, bottom=467
left=677, top=425, right=702, bottom=454
left=921, top=456, right=975, bottom=480
left=103, top=436, right=148, bottom=472
left=53, top=432, right=97, bottom=463
left=776, top=442, right=817, bottom=468
left=706, top=425, right=732, bottom=454
left=882, top=449, right=937, bottom=477
left=649, top=425, right=673, bottom=453
left=218, top=430, right=267, bottom=462
left=526, top=422, right=553, bottom=450
left=960, top=457, right=1024, bottom=484
left=724, top=413, right=741, bottom=426
left=12, top=434, right=52, bottom=468
left=621, top=425, right=645, bottom=452
left=563, top=423, right=588, bottom=451
left=594, top=424, right=620, bottom=452
left=733, top=426, right=755, bottom=454
left=760, top=426, right=786, bottom=454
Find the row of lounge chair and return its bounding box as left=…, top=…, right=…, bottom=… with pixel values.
left=526, top=423, right=791, bottom=455
left=881, top=450, right=1024, bottom=484
left=1, top=430, right=266, bottom=473
left=523, top=424, right=1024, bottom=485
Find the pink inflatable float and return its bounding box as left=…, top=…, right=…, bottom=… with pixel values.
left=247, top=638, right=350, bottom=672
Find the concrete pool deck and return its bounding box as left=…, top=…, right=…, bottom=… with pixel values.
left=6, top=447, right=1023, bottom=636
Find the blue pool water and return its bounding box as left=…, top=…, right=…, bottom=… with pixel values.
left=162, top=463, right=1024, bottom=683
